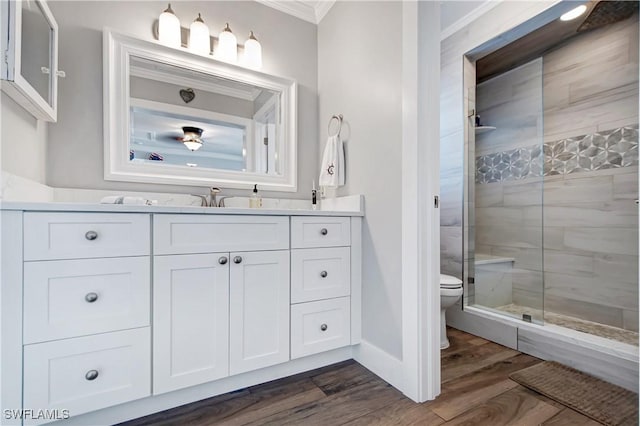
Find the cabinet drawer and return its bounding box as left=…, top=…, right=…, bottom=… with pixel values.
left=24, top=212, right=150, bottom=260
left=23, top=328, right=150, bottom=424
left=291, top=217, right=350, bottom=248
left=154, top=215, right=289, bottom=255
left=24, top=257, right=150, bottom=344
left=291, top=297, right=350, bottom=359
left=291, top=247, right=350, bottom=303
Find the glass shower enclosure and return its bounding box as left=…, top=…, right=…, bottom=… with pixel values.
left=464, top=13, right=639, bottom=346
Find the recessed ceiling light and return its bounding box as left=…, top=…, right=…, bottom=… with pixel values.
left=560, top=4, right=587, bottom=21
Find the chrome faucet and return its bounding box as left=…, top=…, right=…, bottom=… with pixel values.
left=190, top=187, right=222, bottom=207
left=209, top=187, right=221, bottom=207
left=217, top=196, right=230, bottom=208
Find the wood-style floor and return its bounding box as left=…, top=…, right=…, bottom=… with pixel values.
left=121, top=328, right=601, bottom=425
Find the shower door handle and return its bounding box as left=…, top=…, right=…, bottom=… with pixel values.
left=635, top=199, right=639, bottom=205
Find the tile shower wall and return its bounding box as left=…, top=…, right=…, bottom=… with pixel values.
left=475, top=14, right=639, bottom=331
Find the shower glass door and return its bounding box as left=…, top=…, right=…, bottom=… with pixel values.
left=464, top=59, right=545, bottom=325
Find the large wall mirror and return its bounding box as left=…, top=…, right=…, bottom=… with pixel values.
left=104, top=30, right=297, bottom=191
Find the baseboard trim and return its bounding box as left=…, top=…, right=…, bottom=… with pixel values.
left=353, top=340, right=404, bottom=392
left=446, top=304, right=518, bottom=349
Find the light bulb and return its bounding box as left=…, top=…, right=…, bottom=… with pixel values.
left=183, top=140, right=203, bottom=151
left=158, top=3, right=181, bottom=48
left=189, top=13, right=210, bottom=55
left=243, top=31, right=262, bottom=69
left=216, top=23, right=238, bottom=63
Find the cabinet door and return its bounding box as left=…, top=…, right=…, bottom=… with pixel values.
left=229, top=250, right=290, bottom=375
left=153, top=253, right=229, bottom=394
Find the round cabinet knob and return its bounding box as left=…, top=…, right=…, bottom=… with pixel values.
left=320, top=271, right=328, bottom=278
left=218, top=256, right=228, bottom=265
left=320, top=324, right=328, bottom=331
left=233, top=256, right=243, bottom=264
left=85, top=292, right=99, bottom=303
left=85, top=231, right=98, bottom=241
left=85, top=370, right=99, bottom=381
left=320, top=228, right=328, bottom=235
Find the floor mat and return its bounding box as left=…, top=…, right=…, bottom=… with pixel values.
left=510, top=361, right=638, bottom=426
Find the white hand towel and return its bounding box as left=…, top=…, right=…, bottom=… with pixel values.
left=319, top=135, right=345, bottom=188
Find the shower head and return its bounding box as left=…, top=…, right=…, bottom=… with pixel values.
left=578, top=0, right=639, bottom=32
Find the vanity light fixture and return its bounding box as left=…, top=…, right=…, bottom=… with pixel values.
left=182, top=126, right=204, bottom=151
left=158, top=4, right=181, bottom=48
left=560, top=4, right=587, bottom=21
left=243, top=31, right=262, bottom=69
left=189, top=13, right=210, bottom=55
left=216, top=23, right=238, bottom=63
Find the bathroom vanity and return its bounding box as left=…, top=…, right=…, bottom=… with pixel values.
left=0, top=203, right=363, bottom=425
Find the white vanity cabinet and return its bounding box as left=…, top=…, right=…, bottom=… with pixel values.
left=0, top=206, right=362, bottom=425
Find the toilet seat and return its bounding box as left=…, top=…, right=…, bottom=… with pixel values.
left=440, top=274, right=463, bottom=289
left=441, top=286, right=464, bottom=296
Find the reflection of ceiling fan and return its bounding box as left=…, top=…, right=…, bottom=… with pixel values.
left=181, top=126, right=204, bottom=151
left=153, top=126, right=204, bottom=151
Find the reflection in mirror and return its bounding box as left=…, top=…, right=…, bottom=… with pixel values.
left=130, top=104, right=247, bottom=170
left=129, top=56, right=281, bottom=175
left=21, top=0, right=52, bottom=102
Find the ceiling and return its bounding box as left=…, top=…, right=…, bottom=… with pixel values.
left=257, top=0, right=497, bottom=37
left=255, top=0, right=336, bottom=24
left=476, top=1, right=639, bottom=83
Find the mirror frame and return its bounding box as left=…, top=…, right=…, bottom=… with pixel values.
left=103, top=29, right=297, bottom=191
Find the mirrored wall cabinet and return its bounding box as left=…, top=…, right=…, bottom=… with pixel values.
left=1, top=0, right=60, bottom=122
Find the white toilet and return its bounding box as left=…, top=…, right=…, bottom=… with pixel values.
left=440, top=274, right=463, bottom=349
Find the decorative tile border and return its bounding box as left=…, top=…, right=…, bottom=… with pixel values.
left=476, top=146, right=543, bottom=184
left=476, top=125, right=639, bottom=184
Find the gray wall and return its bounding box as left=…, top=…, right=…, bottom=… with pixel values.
left=46, top=1, right=318, bottom=198
left=1, top=96, right=48, bottom=184
left=318, top=1, right=403, bottom=359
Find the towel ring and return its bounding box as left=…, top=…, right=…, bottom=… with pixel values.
left=328, top=114, right=343, bottom=137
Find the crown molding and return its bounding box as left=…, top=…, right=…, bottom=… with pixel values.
left=440, top=0, right=502, bottom=41
left=256, top=0, right=336, bottom=25
left=314, top=1, right=336, bottom=23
